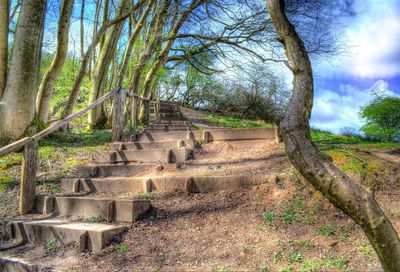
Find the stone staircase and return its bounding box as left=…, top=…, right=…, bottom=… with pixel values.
left=0, top=101, right=278, bottom=271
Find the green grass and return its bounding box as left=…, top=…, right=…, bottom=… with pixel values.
left=114, top=243, right=129, bottom=253
left=311, top=129, right=400, bottom=148
left=0, top=130, right=111, bottom=193
left=204, top=113, right=273, bottom=129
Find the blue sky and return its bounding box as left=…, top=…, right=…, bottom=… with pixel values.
left=310, top=0, right=400, bottom=133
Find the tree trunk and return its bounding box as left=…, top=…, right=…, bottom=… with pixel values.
left=115, top=0, right=155, bottom=89
left=36, top=0, right=74, bottom=124
left=265, top=0, right=400, bottom=270
left=61, top=10, right=132, bottom=119
left=139, top=0, right=201, bottom=122
left=0, top=0, right=46, bottom=141
left=0, top=0, right=8, bottom=98
left=80, top=0, right=85, bottom=60
left=88, top=0, right=128, bottom=129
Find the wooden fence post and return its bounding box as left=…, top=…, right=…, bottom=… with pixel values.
left=144, top=99, right=150, bottom=124
left=112, top=89, right=125, bottom=142
left=154, top=101, right=160, bottom=121
left=131, top=95, right=139, bottom=128
left=20, top=141, right=38, bottom=214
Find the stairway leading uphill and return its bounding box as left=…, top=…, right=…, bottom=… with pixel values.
left=0, top=101, right=279, bottom=271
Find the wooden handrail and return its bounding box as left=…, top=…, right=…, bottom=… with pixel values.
left=126, top=91, right=150, bottom=101
left=0, top=87, right=120, bottom=158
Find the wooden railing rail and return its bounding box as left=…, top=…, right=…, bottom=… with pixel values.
left=0, top=86, right=159, bottom=214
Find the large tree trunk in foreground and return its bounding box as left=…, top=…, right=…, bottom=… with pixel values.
left=0, top=0, right=8, bottom=98
left=0, top=0, right=46, bottom=142
left=265, top=0, right=400, bottom=270
left=36, top=0, right=74, bottom=124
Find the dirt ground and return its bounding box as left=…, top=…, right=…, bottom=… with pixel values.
left=2, top=109, right=400, bottom=272
left=65, top=141, right=399, bottom=272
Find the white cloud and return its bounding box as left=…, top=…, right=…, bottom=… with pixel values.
left=311, top=80, right=398, bottom=133
left=315, top=0, right=400, bottom=79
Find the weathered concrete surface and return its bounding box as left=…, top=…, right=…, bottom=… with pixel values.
left=136, top=128, right=277, bottom=143
left=0, top=256, right=57, bottom=272
left=149, top=176, right=268, bottom=193
left=77, top=163, right=176, bottom=177
left=35, top=196, right=152, bottom=222
left=8, top=219, right=126, bottom=252
left=93, top=148, right=192, bottom=164
left=61, top=176, right=270, bottom=194
left=156, top=120, right=189, bottom=125
left=109, top=139, right=197, bottom=151
left=144, top=127, right=193, bottom=132
left=61, top=178, right=145, bottom=193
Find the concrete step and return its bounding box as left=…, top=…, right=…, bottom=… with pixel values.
left=35, top=196, right=151, bottom=222
left=143, top=128, right=193, bottom=133
left=135, top=128, right=277, bottom=143
left=136, top=130, right=198, bottom=142
left=0, top=256, right=58, bottom=272
left=92, top=148, right=192, bottom=164
left=148, top=124, right=192, bottom=131
left=110, top=139, right=197, bottom=151
left=61, top=176, right=269, bottom=194
left=4, top=219, right=127, bottom=252
left=77, top=163, right=176, bottom=177
left=155, top=120, right=190, bottom=125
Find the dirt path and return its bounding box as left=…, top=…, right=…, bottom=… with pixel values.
left=180, top=107, right=221, bottom=129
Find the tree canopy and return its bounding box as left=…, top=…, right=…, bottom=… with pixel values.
left=361, top=96, right=400, bottom=142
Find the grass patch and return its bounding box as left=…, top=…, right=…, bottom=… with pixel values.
left=114, top=243, right=128, bottom=253
left=87, top=215, right=104, bottom=223
left=0, top=130, right=111, bottom=193
left=204, top=113, right=273, bottom=128
left=46, top=238, right=58, bottom=252
left=137, top=192, right=154, bottom=200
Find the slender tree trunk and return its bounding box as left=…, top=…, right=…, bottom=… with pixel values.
left=0, top=0, right=46, bottom=141
left=61, top=10, right=133, bottom=119
left=88, top=0, right=128, bottom=129
left=80, top=0, right=85, bottom=60
left=36, top=0, right=74, bottom=124
left=0, top=0, right=8, bottom=98
left=139, top=0, right=202, bottom=122
left=116, top=0, right=155, bottom=89
left=266, top=0, right=400, bottom=270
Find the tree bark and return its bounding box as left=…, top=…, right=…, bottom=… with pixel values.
left=265, top=0, right=400, bottom=270
left=0, top=0, right=46, bottom=141
left=36, top=0, right=74, bottom=124
left=115, top=0, right=156, bottom=89
left=80, top=0, right=85, bottom=60
left=139, top=0, right=202, bottom=122
left=61, top=10, right=132, bottom=119
left=88, top=0, right=129, bottom=129
left=0, top=0, right=8, bottom=98
left=20, top=141, right=38, bottom=214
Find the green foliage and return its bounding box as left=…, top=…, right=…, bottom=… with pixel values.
left=262, top=212, right=277, bottom=224
left=41, top=182, right=61, bottom=193
left=205, top=113, right=272, bottom=129
left=359, top=242, right=375, bottom=261
left=47, top=238, right=57, bottom=252
left=87, top=215, right=104, bottom=223
left=287, top=252, right=303, bottom=263
left=311, top=129, right=362, bottom=145
left=40, top=54, right=91, bottom=124
left=137, top=192, right=154, bottom=200
left=360, top=96, right=400, bottom=142
left=114, top=243, right=129, bottom=253
left=216, top=266, right=231, bottom=272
